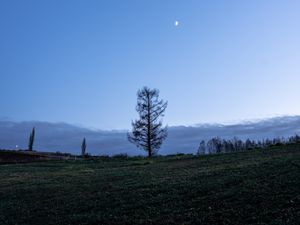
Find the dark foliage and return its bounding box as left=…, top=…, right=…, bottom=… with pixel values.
left=28, top=127, right=35, bottom=151
left=81, top=138, right=87, bottom=157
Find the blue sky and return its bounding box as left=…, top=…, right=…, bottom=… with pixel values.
left=1, top=0, right=300, bottom=130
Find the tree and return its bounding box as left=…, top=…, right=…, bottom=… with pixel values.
left=197, top=140, right=206, bottom=155
left=81, top=138, right=87, bottom=157
left=128, top=87, right=168, bottom=157
left=245, top=138, right=252, bottom=150
left=28, top=127, right=35, bottom=151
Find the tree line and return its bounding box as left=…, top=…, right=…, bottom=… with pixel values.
left=197, top=135, right=300, bottom=155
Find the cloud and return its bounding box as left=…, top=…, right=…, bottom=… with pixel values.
left=1, top=116, right=300, bottom=156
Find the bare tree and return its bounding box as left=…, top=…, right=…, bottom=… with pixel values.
left=128, top=87, right=168, bottom=157
left=28, top=127, right=35, bottom=151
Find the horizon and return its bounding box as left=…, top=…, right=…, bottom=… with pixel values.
left=2, top=115, right=300, bottom=155
left=1, top=0, right=300, bottom=130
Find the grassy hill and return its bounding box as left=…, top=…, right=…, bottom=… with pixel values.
left=0, top=150, right=53, bottom=164
left=0, top=145, right=299, bottom=225
left=0, top=150, right=72, bottom=164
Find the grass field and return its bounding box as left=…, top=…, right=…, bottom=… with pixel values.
left=0, top=145, right=300, bottom=225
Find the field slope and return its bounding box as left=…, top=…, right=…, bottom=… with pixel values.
left=0, top=146, right=300, bottom=225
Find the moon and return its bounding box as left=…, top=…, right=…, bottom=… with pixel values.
left=174, top=20, right=179, bottom=27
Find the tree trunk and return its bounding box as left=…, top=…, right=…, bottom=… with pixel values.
left=147, top=92, right=152, bottom=157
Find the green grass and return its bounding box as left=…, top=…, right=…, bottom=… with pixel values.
left=0, top=145, right=300, bottom=225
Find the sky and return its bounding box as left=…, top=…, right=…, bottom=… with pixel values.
left=1, top=0, right=300, bottom=130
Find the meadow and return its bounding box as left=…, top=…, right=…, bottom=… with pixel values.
left=0, top=145, right=299, bottom=225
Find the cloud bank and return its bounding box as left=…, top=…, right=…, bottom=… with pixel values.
left=1, top=116, right=300, bottom=156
